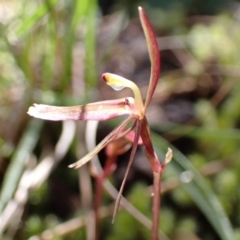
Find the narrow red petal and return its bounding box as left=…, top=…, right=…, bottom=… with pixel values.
left=69, top=116, right=134, bottom=168
left=138, top=7, right=160, bottom=109
left=112, top=119, right=141, bottom=222
left=140, top=116, right=162, bottom=172
left=125, top=130, right=143, bottom=145
left=28, top=98, right=135, bottom=121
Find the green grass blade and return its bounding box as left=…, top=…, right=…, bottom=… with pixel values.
left=151, top=133, right=234, bottom=240
left=0, top=120, right=43, bottom=214
left=70, top=0, right=88, bottom=31
left=84, top=0, right=97, bottom=90
left=14, top=0, right=59, bottom=38
left=154, top=123, right=240, bottom=141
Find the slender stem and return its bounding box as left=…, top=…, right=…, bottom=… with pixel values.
left=94, top=177, right=102, bottom=240
left=152, top=171, right=162, bottom=240
left=113, top=120, right=142, bottom=221
left=94, top=156, right=117, bottom=240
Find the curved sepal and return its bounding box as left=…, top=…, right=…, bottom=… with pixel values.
left=69, top=116, right=134, bottom=168
left=138, top=7, right=160, bottom=110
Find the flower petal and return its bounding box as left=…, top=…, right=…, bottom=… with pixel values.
left=140, top=116, right=162, bottom=172
left=28, top=98, right=135, bottom=121
left=69, top=116, right=134, bottom=168
left=102, top=73, right=144, bottom=118
left=112, top=119, right=142, bottom=222
left=138, top=7, right=160, bottom=110
left=125, top=130, right=143, bottom=145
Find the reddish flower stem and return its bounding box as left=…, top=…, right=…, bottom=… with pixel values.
left=94, top=177, right=102, bottom=240
left=152, top=171, right=162, bottom=240
left=94, top=156, right=117, bottom=240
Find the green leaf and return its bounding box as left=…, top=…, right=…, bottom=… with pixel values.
left=153, top=123, right=240, bottom=141
left=84, top=0, right=98, bottom=90
left=14, top=0, right=59, bottom=38
left=151, top=133, right=234, bottom=240
left=0, top=120, right=43, bottom=214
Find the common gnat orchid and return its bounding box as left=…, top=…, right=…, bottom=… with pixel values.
left=28, top=7, right=172, bottom=240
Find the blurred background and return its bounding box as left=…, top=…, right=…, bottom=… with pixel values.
left=1, top=0, right=240, bottom=239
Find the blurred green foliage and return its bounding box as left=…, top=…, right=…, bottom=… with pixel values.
left=106, top=183, right=151, bottom=240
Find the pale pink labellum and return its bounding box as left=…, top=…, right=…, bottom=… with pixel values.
left=28, top=98, right=135, bottom=121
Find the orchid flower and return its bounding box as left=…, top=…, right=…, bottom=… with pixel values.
left=28, top=7, right=172, bottom=240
